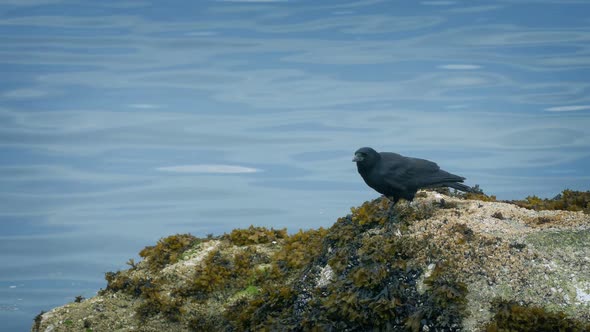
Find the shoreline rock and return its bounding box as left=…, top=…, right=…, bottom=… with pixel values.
left=32, top=191, right=590, bottom=331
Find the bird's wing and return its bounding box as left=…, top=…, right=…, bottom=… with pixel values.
left=379, top=153, right=442, bottom=188
left=406, top=157, right=466, bottom=188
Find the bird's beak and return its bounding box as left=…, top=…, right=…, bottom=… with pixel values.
left=352, top=153, right=363, bottom=162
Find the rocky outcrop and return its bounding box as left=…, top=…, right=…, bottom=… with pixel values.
left=32, top=191, right=590, bottom=331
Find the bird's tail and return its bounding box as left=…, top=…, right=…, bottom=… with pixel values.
left=447, top=182, right=475, bottom=193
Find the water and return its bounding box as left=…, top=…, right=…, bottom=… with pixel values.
left=1, top=1, right=590, bottom=330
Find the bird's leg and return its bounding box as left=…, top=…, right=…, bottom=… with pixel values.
left=386, top=196, right=398, bottom=219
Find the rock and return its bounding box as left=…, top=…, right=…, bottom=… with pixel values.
left=32, top=191, right=590, bottom=332
left=316, top=264, right=334, bottom=288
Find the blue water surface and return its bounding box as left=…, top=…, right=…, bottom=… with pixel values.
left=1, top=0, right=590, bottom=330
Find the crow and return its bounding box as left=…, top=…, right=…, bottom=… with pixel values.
left=353, top=147, right=472, bottom=204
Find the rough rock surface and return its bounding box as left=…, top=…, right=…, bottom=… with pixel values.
left=32, top=191, right=590, bottom=332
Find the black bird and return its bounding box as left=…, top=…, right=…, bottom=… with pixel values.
left=353, top=147, right=472, bottom=204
